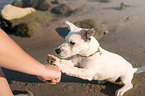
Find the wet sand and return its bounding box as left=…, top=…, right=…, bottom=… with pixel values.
left=2, top=0, right=145, bottom=96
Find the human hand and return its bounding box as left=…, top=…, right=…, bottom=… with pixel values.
left=37, top=65, right=61, bottom=85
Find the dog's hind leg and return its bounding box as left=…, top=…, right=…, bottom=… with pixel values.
left=115, top=72, right=134, bottom=96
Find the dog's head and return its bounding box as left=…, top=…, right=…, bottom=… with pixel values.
left=55, top=20, right=100, bottom=58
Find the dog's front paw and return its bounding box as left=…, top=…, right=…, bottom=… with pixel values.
left=47, top=54, right=60, bottom=65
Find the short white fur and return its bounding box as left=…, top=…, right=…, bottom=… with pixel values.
left=48, top=20, right=145, bottom=96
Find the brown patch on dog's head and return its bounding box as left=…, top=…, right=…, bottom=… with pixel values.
left=81, top=28, right=95, bottom=41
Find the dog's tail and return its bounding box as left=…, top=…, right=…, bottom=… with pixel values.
left=134, top=66, right=145, bottom=74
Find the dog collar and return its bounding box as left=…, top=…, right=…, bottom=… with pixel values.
left=77, top=47, right=102, bottom=57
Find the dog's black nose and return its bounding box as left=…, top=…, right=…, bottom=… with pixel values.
left=55, top=49, right=61, bottom=54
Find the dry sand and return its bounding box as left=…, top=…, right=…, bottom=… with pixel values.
left=2, top=0, right=145, bottom=96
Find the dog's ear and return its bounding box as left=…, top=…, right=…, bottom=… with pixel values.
left=62, top=20, right=81, bottom=32
left=81, top=28, right=95, bottom=41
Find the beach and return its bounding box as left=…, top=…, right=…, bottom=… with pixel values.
left=1, top=0, right=145, bottom=96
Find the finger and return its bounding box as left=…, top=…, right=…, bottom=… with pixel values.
left=37, top=76, right=44, bottom=81
left=45, top=80, right=56, bottom=85
left=55, top=77, right=61, bottom=83
left=46, top=82, right=56, bottom=85
left=46, top=78, right=60, bottom=84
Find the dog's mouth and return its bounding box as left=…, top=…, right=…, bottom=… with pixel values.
left=56, top=53, right=70, bottom=59
left=55, top=50, right=73, bottom=59
left=55, top=47, right=76, bottom=58
left=56, top=55, right=69, bottom=60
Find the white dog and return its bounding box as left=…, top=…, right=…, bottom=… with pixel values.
left=47, top=20, right=145, bottom=96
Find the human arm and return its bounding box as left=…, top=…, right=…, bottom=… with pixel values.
left=0, top=67, right=13, bottom=96
left=0, top=29, right=61, bottom=84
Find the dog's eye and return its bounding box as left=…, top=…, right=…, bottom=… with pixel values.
left=70, top=41, right=75, bottom=45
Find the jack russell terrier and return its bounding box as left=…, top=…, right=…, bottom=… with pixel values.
left=47, top=20, right=145, bottom=96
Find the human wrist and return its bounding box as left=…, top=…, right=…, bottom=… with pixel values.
left=34, top=63, right=47, bottom=77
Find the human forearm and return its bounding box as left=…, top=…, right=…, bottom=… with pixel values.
left=0, top=29, right=44, bottom=76
left=0, top=29, right=61, bottom=84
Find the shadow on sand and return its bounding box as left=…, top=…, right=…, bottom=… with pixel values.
left=56, top=27, right=69, bottom=38
left=3, top=66, right=122, bottom=95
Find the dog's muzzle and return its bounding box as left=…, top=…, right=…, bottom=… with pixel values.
left=55, top=48, right=61, bottom=54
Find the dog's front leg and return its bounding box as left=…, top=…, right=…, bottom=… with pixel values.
left=61, top=67, right=95, bottom=81
left=47, top=54, right=94, bottom=81
left=47, top=54, right=75, bottom=68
